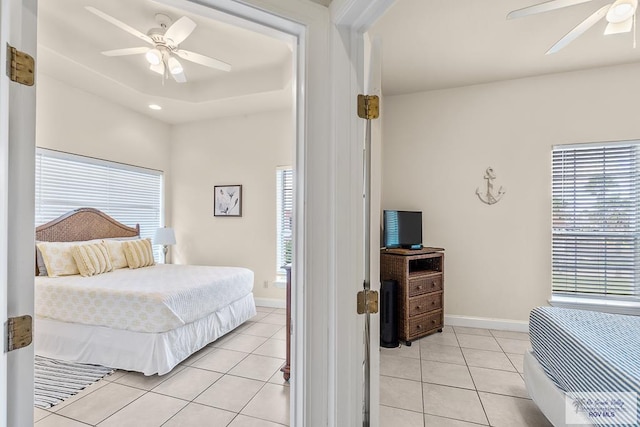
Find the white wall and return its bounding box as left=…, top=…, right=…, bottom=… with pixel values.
left=35, top=74, right=172, bottom=175
left=382, top=62, right=640, bottom=322
left=170, top=109, right=293, bottom=301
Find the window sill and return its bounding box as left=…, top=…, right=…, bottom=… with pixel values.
left=549, top=295, right=640, bottom=316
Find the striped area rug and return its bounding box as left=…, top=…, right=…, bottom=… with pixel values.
left=34, top=356, right=114, bottom=409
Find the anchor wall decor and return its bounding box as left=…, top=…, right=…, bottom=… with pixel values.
left=476, top=167, right=505, bottom=205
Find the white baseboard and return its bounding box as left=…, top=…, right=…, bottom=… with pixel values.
left=254, top=297, right=286, bottom=309
left=445, top=314, right=529, bottom=333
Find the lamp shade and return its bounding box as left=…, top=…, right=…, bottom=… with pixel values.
left=154, top=227, right=176, bottom=246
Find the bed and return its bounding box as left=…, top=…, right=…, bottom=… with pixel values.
left=524, top=307, right=640, bottom=427
left=34, top=208, right=257, bottom=376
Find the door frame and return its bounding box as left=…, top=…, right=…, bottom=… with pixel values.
left=0, top=0, right=9, bottom=423
left=3, top=0, right=37, bottom=426
left=329, top=1, right=393, bottom=425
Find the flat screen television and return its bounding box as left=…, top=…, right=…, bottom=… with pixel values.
left=383, top=210, right=423, bottom=249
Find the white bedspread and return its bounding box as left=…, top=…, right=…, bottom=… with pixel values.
left=35, top=264, right=254, bottom=333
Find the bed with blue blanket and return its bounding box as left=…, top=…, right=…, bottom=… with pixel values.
left=524, top=307, right=640, bottom=427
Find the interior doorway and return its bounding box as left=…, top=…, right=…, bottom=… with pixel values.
left=32, top=0, right=299, bottom=425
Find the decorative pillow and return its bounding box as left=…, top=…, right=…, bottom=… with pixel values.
left=35, top=244, right=48, bottom=276
left=36, top=240, right=103, bottom=277
left=102, top=239, right=133, bottom=270
left=123, top=238, right=155, bottom=269
left=71, top=242, right=113, bottom=277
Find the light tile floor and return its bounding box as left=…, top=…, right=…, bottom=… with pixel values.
left=34, top=311, right=552, bottom=427
left=380, top=325, right=553, bottom=427
left=34, top=306, right=290, bottom=427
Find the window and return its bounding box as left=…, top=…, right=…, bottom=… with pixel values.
left=276, top=167, right=293, bottom=276
left=35, top=148, right=164, bottom=261
left=552, top=142, right=640, bottom=304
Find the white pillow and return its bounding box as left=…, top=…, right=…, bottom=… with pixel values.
left=35, top=244, right=48, bottom=276
left=36, top=239, right=102, bottom=277
left=123, top=238, right=155, bottom=269
left=71, top=242, right=113, bottom=277
left=102, top=239, right=136, bottom=270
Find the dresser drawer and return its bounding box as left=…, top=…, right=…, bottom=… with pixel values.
left=408, top=274, right=442, bottom=297
left=408, top=311, right=443, bottom=339
left=408, top=292, right=442, bottom=317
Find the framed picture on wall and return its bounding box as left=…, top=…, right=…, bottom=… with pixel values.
left=214, top=185, right=242, bottom=217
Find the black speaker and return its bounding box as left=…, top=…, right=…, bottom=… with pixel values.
left=380, top=280, right=399, bottom=348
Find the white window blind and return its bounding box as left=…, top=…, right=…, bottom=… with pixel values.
left=552, top=143, right=640, bottom=300
left=35, top=148, right=163, bottom=260
left=276, top=167, right=293, bottom=273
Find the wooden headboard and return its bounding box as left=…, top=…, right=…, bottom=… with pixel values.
left=36, top=208, right=140, bottom=242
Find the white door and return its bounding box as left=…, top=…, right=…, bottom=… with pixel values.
left=1, top=0, right=37, bottom=426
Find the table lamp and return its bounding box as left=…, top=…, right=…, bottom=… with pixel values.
left=154, top=227, right=176, bottom=263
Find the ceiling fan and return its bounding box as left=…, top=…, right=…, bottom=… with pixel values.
left=85, top=6, right=231, bottom=83
left=507, top=0, right=638, bottom=54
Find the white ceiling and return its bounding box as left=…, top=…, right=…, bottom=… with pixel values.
left=39, top=0, right=640, bottom=123
left=37, top=0, right=295, bottom=124
left=370, top=0, right=640, bottom=95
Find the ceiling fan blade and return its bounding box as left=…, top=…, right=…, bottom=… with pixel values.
left=172, top=71, right=187, bottom=83
left=546, top=4, right=610, bottom=54
left=164, top=16, right=197, bottom=45
left=85, top=6, right=154, bottom=45
left=175, top=49, right=231, bottom=72
left=101, top=47, right=150, bottom=57
left=150, top=63, right=165, bottom=75
left=604, top=16, right=634, bottom=34
left=507, top=0, right=594, bottom=19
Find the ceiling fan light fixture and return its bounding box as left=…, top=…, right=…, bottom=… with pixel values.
left=604, top=17, right=634, bottom=34
left=167, top=56, right=183, bottom=75
left=607, top=0, right=638, bottom=23
left=145, top=48, right=162, bottom=65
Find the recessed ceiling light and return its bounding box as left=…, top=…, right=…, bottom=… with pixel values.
left=148, top=104, right=162, bottom=110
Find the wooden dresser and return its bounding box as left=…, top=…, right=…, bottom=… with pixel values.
left=380, top=247, right=444, bottom=345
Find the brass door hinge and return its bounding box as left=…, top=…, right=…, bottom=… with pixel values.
left=6, top=315, right=32, bottom=352
left=357, top=95, right=379, bottom=120
left=357, top=289, right=379, bottom=315
left=7, top=44, right=35, bottom=86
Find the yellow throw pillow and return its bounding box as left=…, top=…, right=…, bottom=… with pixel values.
left=123, top=238, right=155, bottom=269
left=71, top=242, right=113, bottom=277
left=36, top=240, right=101, bottom=277
left=102, top=239, right=130, bottom=270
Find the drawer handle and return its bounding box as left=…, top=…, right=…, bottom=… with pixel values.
left=431, top=320, right=436, bottom=324
left=417, top=285, right=423, bottom=290
left=416, top=325, right=422, bottom=329
left=416, top=305, right=421, bottom=310
left=431, top=300, right=436, bottom=305
left=431, top=281, right=437, bottom=287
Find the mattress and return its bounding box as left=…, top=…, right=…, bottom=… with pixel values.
left=35, top=264, right=254, bottom=333
left=529, top=307, right=640, bottom=426
left=524, top=350, right=593, bottom=427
